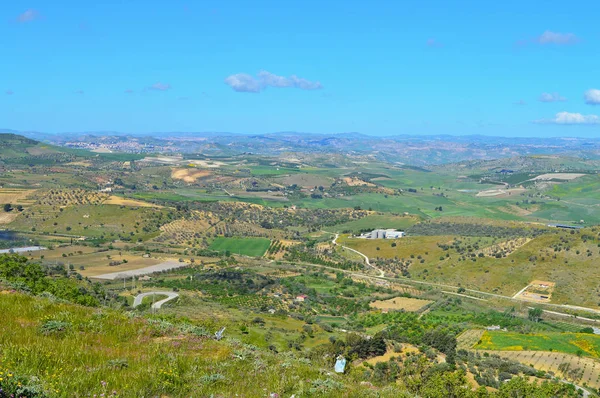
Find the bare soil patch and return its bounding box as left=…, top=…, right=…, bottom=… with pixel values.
left=477, top=187, right=526, bottom=198
left=532, top=173, right=585, bottom=181
left=369, top=297, right=432, bottom=312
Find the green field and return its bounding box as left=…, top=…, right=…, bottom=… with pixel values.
left=324, top=214, right=420, bottom=233
left=209, top=237, right=271, bottom=257
left=475, top=331, right=600, bottom=358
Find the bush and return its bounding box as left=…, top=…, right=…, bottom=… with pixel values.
left=40, top=320, right=72, bottom=335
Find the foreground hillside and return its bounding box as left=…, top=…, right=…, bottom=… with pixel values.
left=0, top=290, right=586, bottom=398
left=0, top=251, right=587, bottom=398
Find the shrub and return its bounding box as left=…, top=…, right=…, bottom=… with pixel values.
left=40, top=320, right=72, bottom=335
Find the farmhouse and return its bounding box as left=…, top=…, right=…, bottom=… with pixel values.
left=360, top=229, right=405, bottom=239
left=295, top=294, right=308, bottom=302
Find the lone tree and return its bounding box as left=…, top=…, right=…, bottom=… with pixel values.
left=3, top=203, right=12, bottom=212
left=528, top=307, right=543, bottom=322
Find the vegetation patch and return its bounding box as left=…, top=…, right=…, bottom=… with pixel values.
left=209, top=237, right=271, bottom=257
left=474, top=331, right=600, bottom=358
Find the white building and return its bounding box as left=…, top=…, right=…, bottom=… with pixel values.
left=361, top=229, right=405, bottom=239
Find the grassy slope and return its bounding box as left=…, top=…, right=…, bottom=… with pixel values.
left=0, top=292, right=403, bottom=397
left=341, top=232, right=600, bottom=307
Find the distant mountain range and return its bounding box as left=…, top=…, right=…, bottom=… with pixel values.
left=2, top=129, right=600, bottom=165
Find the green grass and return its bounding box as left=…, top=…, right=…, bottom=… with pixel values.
left=0, top=292, right=408, bottom=397
left=324, top=214, right=420, bottom=233
left=209, top=237, right=271, bottom=257
left=474, top=330, right=600, bottom=358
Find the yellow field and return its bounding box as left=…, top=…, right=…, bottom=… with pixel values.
left=0, top=189, right=35, bottom=224
left=39, top=249, right=164, bottom=277
left=0, top=188, right=36, bottom=204
left=364, top=344, right=420, bottom=366
left=104, top=195, right=161, bottom=208
left=171, top=168, right=213, bottom=182
left=369, top=296, right=432, bottom=312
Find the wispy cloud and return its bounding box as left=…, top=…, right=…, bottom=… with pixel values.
left=584, top=89, right=600, bottom=105
left=426, top=38, right=443, bottom=48
left=517, top=31, right=579, bottom=46
left=224, top=70, right=323, bottom=93
left=5, top=90, right=14, bottom=95
left=536, top=31, right=579, bottom=45
left=148, top=82, right=171, bottom=91
left=17, top=9, right=40, bottom=23
left=534, top=111, right=600, bottom=125
left=539, top=92, right=566, bottom=102
left=74, top=90, right=84, bottom=95
left=513, top=99, right=526, bottom=106
left=124, top=89, right=134, bottom=94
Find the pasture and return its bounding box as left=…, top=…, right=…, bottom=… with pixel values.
left=474, top=331, right=600, bottom=358
left=324, top=214, right=420, bottom=233
left=209, top=237, right=271, bottom=257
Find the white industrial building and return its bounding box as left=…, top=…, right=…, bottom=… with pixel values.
left=360, top=229, right=405, bottom=239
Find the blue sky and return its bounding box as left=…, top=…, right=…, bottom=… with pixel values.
left=1, top=0, right=600, bottom=136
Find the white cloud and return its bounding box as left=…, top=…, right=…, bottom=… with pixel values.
left=539, top=92, right=566, bottom=102
left=536, top=31, right=579, bottom=45
left=17, top=9, right=40, bottom=23
left=584, top=89, right=600, bottom=105
left=534, top=111, right=600, bottom=125
left=148, top=82, right=171, bottom=91
left=517, top=31, right=579, bottom=46
left=225, top=71, right=323, bottom=93
left=224, top=73, right=262, bottom=93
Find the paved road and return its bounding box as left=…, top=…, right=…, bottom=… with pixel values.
left=512, top=283, right=531, bottom=299
left=330, top=233, right=385, bottom=277
left=133, top=291, right=179, bottom=309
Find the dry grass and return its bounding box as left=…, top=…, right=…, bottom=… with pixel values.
left=187, top=160, right=227, bottom=168
left=457, top=329, right=485, bottom=350
left=475, top=237, right=532, bottom=257
left=104, top=196, right=161, bottom=208
left=0, top=212, right=19, bottom=224
left=479, top=350, right=600, bottom=389
left=343, top=177, right=375, bottom=187
left=369, top=297, right=432, bottom=312
left=171, top=168, right=213, bottom=183
left=0, top=188, right=36, bottom=204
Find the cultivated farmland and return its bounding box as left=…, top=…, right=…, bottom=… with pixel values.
left=209, top=237, right=271, bottom=257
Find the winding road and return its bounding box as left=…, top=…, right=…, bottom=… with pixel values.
left=315, top=232, right=600, bottom=317
left=133, top=291, right=179, bottom=309
left=330, top=233, right=385, bottom=277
